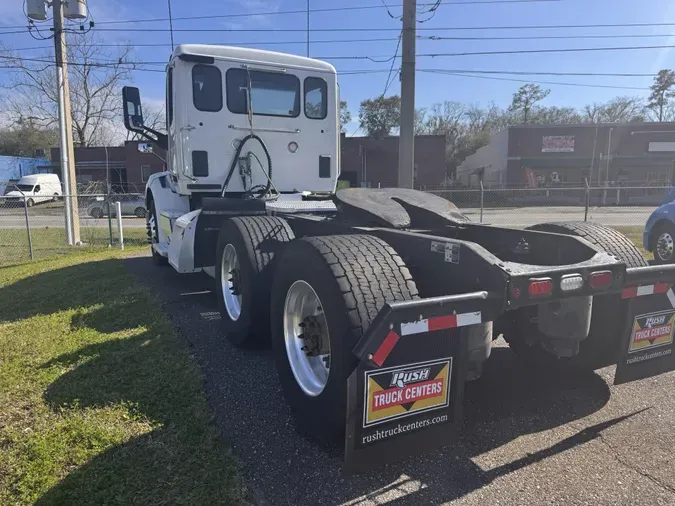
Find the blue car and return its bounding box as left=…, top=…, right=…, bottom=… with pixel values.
left=644, top=201, right=675, bottom=263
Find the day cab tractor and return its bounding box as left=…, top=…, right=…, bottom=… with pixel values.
left=123, top=44, right=675, bottom=470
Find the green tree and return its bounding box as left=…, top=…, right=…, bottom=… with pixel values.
left=339, top=101, right=351, bottom=132
left=648, top=69, right=675, bottom=122
left=508, top=84, right=550, bottom=124
left=358, top=95, right=400, bottom=137
left=0, top=121, right=58, bottom=158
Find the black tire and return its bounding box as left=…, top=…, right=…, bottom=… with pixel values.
left=90, top=207, right=103, bottom=219
left=26, top=198, right=34, bottom=208
left=215, top=216, right=294, bottom=347
left=147, top=197, right=168, bottom=266
left=270, top=235, right=418, bottom=441
left=505, top=221, right=647, bottom=370
left=650, top=221, right=675, bottom=264
left=134, top=207, right=147, bottom=218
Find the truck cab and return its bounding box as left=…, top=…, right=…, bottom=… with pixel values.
left=125, top=44, right=339, bottom=198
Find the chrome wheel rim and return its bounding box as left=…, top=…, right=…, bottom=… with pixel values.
left=657, top=232, right=674, bottom=261
left=221, top=244, right=242, bottom=321
left=283, top=280, right=330, bottom=397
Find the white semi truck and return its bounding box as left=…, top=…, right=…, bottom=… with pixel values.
left=123, top=44, right=675, bottom=470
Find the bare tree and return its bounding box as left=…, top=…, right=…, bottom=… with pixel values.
left=583, top=96, right=646, bottom=123
left=0, top=33, right=137, bottom=147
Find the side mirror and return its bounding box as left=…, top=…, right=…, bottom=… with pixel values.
left=123, top=86, right=145, bottom=132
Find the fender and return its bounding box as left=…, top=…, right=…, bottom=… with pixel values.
left=145, top=172, right=189, bottom=244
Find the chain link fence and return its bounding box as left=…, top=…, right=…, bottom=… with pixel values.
left=0, top=193, right=148, bottom=266
left=428, top=185, right=668, bottom=230
left=1, top=180, right=670, bottom=266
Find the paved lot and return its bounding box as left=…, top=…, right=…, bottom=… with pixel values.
left=0, top=205, right=652, bottom=229
left=127, top=255, right=675, bottom=506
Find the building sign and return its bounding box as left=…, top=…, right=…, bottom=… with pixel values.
left=542, top=135, right=575, bottom=153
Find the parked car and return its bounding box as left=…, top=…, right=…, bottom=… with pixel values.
left=644, top=201, right=675, bottom=263
left=3, top=174, right=62, bottom=206
left=87, top=194, right=147, bottom=218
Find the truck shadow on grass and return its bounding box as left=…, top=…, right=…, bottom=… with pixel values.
left=0, top=259, right=244, bottom=505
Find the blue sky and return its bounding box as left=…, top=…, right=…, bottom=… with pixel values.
left=1, top=0, right=675, bottom=133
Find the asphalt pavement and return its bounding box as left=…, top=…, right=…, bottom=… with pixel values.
left=127, top=254, right=675, bottom=506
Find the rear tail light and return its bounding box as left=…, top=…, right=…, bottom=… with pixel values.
left=528, top=278, right=553, bottom=297
left=590, top=271, right=613, bottom=288
left=560, top=274, right=584, bottom=292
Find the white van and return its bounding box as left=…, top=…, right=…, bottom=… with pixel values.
left=5, top=174, right=62, bottom=206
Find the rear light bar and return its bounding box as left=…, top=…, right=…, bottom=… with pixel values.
left=589, top=270, right=613, bottom=289
left=528, top=278, right=553, bottom=297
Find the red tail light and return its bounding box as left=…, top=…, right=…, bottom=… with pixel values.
left=590, top=271, right=613, bottom=288
left=528, top=278, right=553, bottom=297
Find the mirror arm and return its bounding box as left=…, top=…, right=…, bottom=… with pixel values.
left=135, top=128, right=168, bottom=152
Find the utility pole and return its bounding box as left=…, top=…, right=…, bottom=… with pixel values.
left=306, top=0, right=310, bottom=57
left=398, top=0, right=416, bottom=189
left=53, top=0, right=80, bottom=245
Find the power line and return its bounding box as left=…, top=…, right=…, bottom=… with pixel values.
left=420, top=69, right=648, bottom=90
left=318, top=44, right=675, bottom=59
left=86, top=21, right=675, bottom=33
left=383, top=34, right=402, bottom=95
left=13, top=31, right=675, bottom=53
left=0, top=0, right=556, bottom=29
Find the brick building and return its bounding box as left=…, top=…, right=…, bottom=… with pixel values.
left=50, top=141, right=166, bottom=191
left=48, top=135, right=447, bottom=191
left=340, top=134, right=448, bottom=188
left=457, top=123, right=675, bottom=187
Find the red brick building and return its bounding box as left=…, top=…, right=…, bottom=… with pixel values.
left=50, top=141, right=166, bottom=191
left=340, top=134, right=448, bottom=188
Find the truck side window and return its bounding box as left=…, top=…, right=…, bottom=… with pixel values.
left=304, top=77, right=327, bottom=120
left=33, top=185, right=40, bottom=193
left=167, top=67, right=174, bottom=125
left=226, top=68, right=300, bottom=118
left=192, top=64, right=222, bottom=112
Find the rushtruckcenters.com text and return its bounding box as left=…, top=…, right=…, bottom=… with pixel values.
left=362, top=415, right=449, bottom=444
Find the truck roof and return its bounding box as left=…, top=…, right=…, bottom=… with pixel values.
left=172, top=44, right=336, bottom=73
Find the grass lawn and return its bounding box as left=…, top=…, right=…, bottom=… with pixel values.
left=0, top=227, right=148, bottom=267
left=0, top=251, right=246, bottom=505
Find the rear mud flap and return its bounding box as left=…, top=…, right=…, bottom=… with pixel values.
left=615, top=282, right=675, bottom=385
left=344, top=291, right=501, bottom=473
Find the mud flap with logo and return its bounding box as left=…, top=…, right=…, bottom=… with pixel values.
left=343, top=291, right=501, bottom=473
left=615, top=282, right=675, bottom=385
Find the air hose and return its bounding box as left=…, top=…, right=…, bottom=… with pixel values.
left=221, top=133, right=273, bottom=198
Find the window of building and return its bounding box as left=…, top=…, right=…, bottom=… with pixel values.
left=192, top=64, right=223, bottom=112
left=226, top=68, right=300, bottom=118
left=304, top=77, right=327, bottom=119
left=141, top=165, right=152, bottom=183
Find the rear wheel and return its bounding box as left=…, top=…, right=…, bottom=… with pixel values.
left=504, top=221, right=647, bottom=370
left=90, top=207, right=103, bottom=219
left=134, top=206, right=147, bottom=218
left=270, top=235, right=418, bottom=440
left=26, top=198, right=34, bottom=207
left=651, top=221, right=675, bottom=264
left=215, top=216, right=294, bottom=347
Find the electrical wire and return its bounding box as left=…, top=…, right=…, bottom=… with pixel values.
left=383, top=34, right=402, bottom=95
left=420, top=69, right=649, bottom=90
left=0, top=0, right=556, bottom=29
